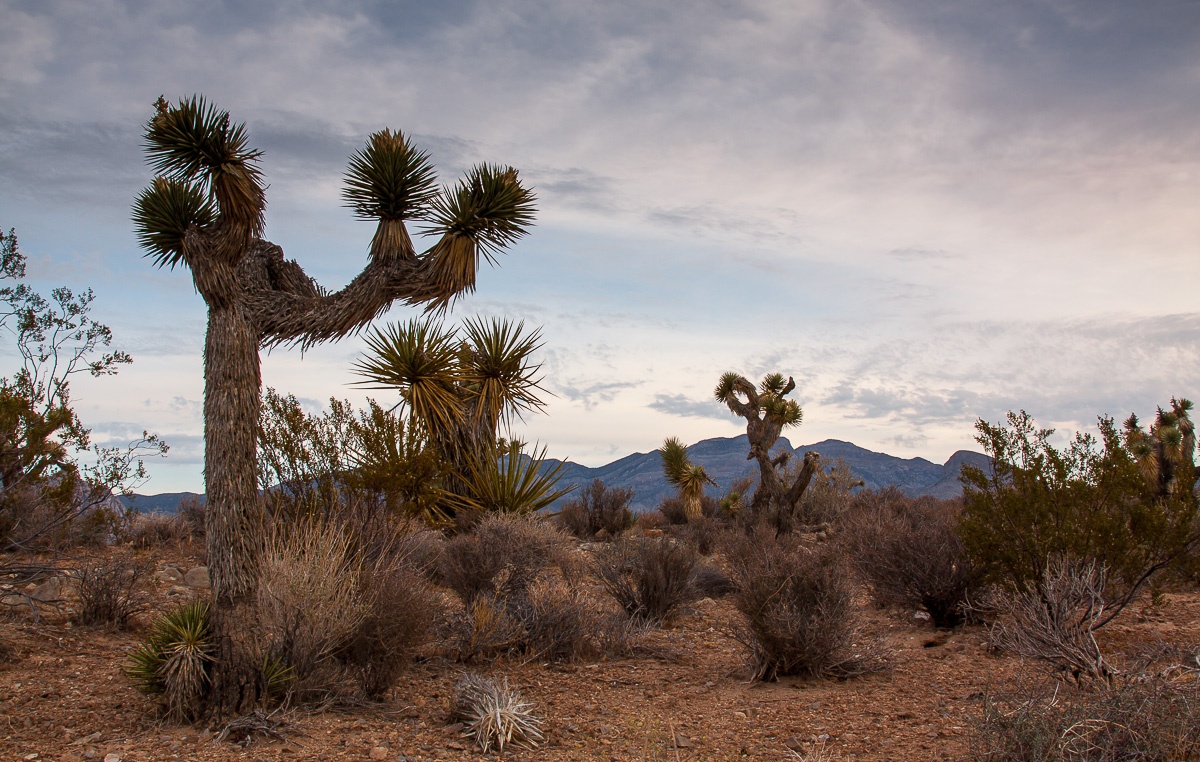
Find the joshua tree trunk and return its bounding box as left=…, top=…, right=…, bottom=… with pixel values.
left=134, top=97, right=536, bottom=716
left=202, top=305, right=265, bottom=711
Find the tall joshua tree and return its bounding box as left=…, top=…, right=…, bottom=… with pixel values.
left=715, top=372, right=820, bottom=531
left=132, top=96, right=535, bottom=713
left=658, top=436, right=716, bottom=520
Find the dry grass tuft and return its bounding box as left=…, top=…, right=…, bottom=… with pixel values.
left=451, top=673, right=544, bottom=752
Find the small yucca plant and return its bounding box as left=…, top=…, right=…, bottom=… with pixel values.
left=452, top=673, right=544, bottom=752
left=126, top=600, right=213, bottom=721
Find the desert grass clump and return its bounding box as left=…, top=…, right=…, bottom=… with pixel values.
left=256, top=521, right=367, bottom=697
left=728, top=530, right=877, bottom=681
left=969, top=674, right=1200, bottom=760
left=73, top=555, right=152, bottom=629
left=595, top=536, right=699, bottom=625
left=841, top=487, right=979, bottom=628
left=126, top=599, right=213, bottom=722
left=557, top=478, right=635, bottom=540
left=438, top=513, right=568, bottom=603
left=452, top=672, right=544, bottom=752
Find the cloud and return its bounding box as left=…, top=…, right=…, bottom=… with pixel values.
left=553, top=379, right=641, bottom=411
left=648, top=393, right=734, bottom=421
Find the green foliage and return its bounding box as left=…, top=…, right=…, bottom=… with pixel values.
left=343, top=129, right=438, bottom=222
left=0, top=226, right=165, bottom=550
left=257, top=388, right=446, bottom=526
left=657, top=436, right=716, bottom=520
left=355, top=316, right=563, bottom=517
left=959, top=408, right=1199, bottom=611
left=126, top=600, right=214, bottom=721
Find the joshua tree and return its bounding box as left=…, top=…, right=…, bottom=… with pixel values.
left=1124, top=397, right=1198, bottom=503
left=658, top=436, right=716, bottom=520
left=133, top=96, right=535, bottom=713
left=714, top=372, right=820, bottom=531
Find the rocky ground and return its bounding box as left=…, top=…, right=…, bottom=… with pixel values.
left=2, top=542, right=1199, bottom=762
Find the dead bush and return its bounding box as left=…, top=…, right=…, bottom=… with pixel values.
left=969, top=673, right=1200, bottom=760
left=557, top=479, right=635, bottom=540
left=445, top=596, right=524, bottom=662
left=337, top=554, right=441, bottom=698
left=438, top=514, right=568, bottom=604
left=692, top=562, right=735, bottom=598
left=841, top=488, right=979, bottom=628
left=595, top=536, right=698, bottom=625
left=986, top=558, right=1117, bottom=686
left=657, top=494, right=719, bottom=526
left=510, top=576, right=600, bottom=662
left=73, top=555, right=152, bottom=629
left=728, top=530, right=878, bottom=681
left=177, top=496, right=206, bottom=540
left=121, top=512, right=191, bottom=549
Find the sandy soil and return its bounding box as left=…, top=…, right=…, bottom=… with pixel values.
left=3, top=543, right=1198, bottom=762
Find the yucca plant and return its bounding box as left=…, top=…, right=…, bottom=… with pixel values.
left=126, top=600, right=213, bottom=721
left=658, top=437, right=715, bottom=521
left=355, top=316, right=562, bottom=517
left=132, top=95, right=535, bottom=713
left=452, top=673, right=544, bottom=752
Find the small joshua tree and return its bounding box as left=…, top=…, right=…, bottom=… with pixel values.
left=658, top=436, right=715, bottom=521
left=714, top=372, right=820, bottom=532
left=133, top=96, right=535, bottom=714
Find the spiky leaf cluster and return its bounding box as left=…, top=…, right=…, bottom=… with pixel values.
left=342, top=129, right=438, bottom=221
left=125, top=600, right=213, bottom=721
left=132, top=178, right=216, bottom=268
left=424, top=164, right=536, bottom=260
left=658, top=436, right=716, bottom=496
left=354, top=316, right=545, bottom=437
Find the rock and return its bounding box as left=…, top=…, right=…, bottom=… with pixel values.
left=674, top=735, right=692, bottom=748
left=369, top=746, right=390, bottom=760
left=184, top=567, right=210, bottom=588
left=156, top=566, right=184, bottom=583
left=31, top=577, right=66, bottom=602
left=784, top=736, right=806, bottom=752
left=103, top=754, right=122, bottom=762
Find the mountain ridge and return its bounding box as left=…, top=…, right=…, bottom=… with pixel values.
left=123, top=437, right=989, bottom=513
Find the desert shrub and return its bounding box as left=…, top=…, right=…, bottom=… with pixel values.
left=672, top=515, right=722, bottom=556
left=126, top=599, right=213, bottom=722
left=727, top=530, right=874, bottom=681
left=438, top=514, right=568, bottom=604
left=842, top=487, right=979, bottom=628
left=73, top=555, right=151, bottom=629
left=256, top=520, right=440, bottom=699
left=794, top=458, right=860, bottom=527
left=959, top=409, right=1199, bottom=616
left=595, top=536, right=698, bottom=625
left=510, top=576, right=599, bottom=661
left=177, top=496, right=206, bottom=540
left=445, top=596, right=524, bottom=662
left=557, top=479, right=635, bottom=540
left=337, top=550, right=441, bottom=698
left=692, top=562, right=735, bottom=598
left=121, top=511, right=190, bottom=549
left=970, top=675, right=1200, bottom=761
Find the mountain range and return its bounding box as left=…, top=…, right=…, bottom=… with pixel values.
left=122, top=436, right=989, bottom=514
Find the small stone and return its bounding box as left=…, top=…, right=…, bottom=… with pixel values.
left=31, top=576, right=65, bottom=601
left=446, top=741, right=466, bottom=750
left=674, top=736, right=692, bottom=748
left=784, top=736, right=806, bottom=752
left=184, top=566, right=210, bottom=588
left=103, top=754, right=122, bottom=762
left=369, top=747, right=389, bottom=760
left=23, top=753, right=38, bottom=760
left=807, top=701, right=822, bottom=710
left=733, top=711, right=747, bottom=719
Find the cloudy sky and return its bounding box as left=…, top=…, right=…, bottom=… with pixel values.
left=2, top=0, right=1198, bottom=494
